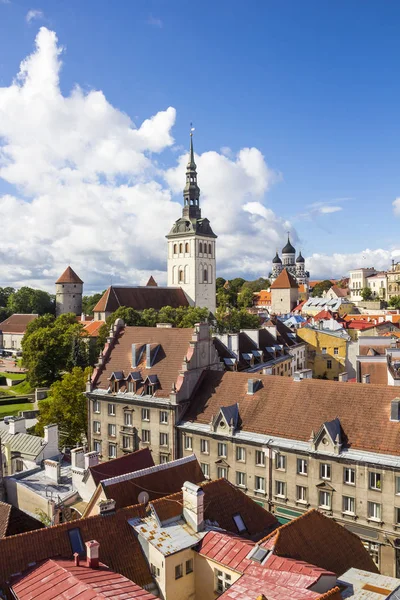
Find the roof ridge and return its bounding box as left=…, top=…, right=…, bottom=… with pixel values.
left=102, top=454, right=197, bottom=487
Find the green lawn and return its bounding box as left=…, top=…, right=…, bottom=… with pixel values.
left=10, top=380, right=33, bottom=395
left=0, top=372, right=27, bottom=381
left=0, top=402, right=33, bottom=419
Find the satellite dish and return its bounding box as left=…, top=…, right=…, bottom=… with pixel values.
left=138, top=491, right=149, bottom=505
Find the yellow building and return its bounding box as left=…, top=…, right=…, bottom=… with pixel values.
left=296, top=326, right=352, bottom=380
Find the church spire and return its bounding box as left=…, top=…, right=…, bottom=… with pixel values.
left=183, top=126, right=201, bottom=220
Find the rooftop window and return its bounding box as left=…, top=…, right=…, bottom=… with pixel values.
left=68, top=528, right=85, bottom=556
left=249, top=546, right=269, bottom=563
left=232, top=513, right=246, bottom=533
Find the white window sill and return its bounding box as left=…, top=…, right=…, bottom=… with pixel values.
left=369, top=488, right=382, bottom=492
left=367, top=517, right=383, bottom=524
left=319, top=505, right=332, bottom=511
left=296, top=499, right=308, bottom=506
left=255, top=464, right=266, bottom=468
left=344, top=482, right=355, bottom=486
left=297, top=473, right=308, bottom=477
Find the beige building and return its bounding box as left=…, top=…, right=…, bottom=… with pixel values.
left=270, top=268, right=299, bottom=315
left=366, top=271, right=387, bottom=299
left=178, top=370, right=400, bottom=577
left=388, top=261, right=400, bottom=302
left=0, top=313, right=38, bottom=353
left=349, top=267, right=377, bottom=302
left=86, top=321, right=223, bottom=463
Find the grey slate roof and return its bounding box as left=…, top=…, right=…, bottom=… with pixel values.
left=0, top=431, right=46, bottom=458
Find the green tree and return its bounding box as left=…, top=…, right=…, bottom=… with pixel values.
left=34, top=367, right=89, bottom=446
left=0, top=287, right=15, bottom=308
left=7, top=287, right=54, bottom=315
left=389, top=295, right=400, bottom=309
left=175, top=306, right=210, bottom=328
left=361, top=287, right=373, bottom=301
left=241, top=278, right=271, bottom=293
left=229, top=278, right=246, bottom=295
left=22, top=313, right=83, bottom=387
left=311, top=280, right=333, bottom=298
left=112, top=306, right=143, bottom=326
left=215, top=308, right=260, bottom=333
left=82, top=292, right=104, bottom=315
left=141, top=308, right=158, bottom=327
left=237, top=286, right=254, bottom=308
left=0, top=307, right=10, bottom=322
left=216, top=277, right=226, bottom=291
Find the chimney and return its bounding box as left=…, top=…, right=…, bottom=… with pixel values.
left=293, top=371, right=302, bottom=382
left=8, top=417, right=26, bottom=435
left=131, top=343, right=136, bottom=368
left=146, top=343, right=152, bottom=368
left=43, top=424, right=59, bottom=448
left=362, top=374, right=370, bottom=384
left=74, top=553, right=80, bottom=567
left=98, top=498, right=116, bottom=515
left=391, top=399, right=400, bottom=422
left=44, top=459, right=61, bottom=484
left=71, top=447, right=85, bottom=469
left=156, top=323, right=173, bottom=328
left=84, top=451, right=99, bottom=470
left=339, top=372, right=348, bottom=382
left=247, top=379, right=260, bottom=395
left=81, top=313, right=85, bottom=322
left=86, top=540, right=100, bottom=569
left=182, top=481, right=204, bottom=532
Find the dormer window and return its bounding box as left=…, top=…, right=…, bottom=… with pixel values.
left=109, top=372, right=124, bottom=394
left=125, top=372, right=142, bottom=394
left=143, top=375, right=159, bottom=396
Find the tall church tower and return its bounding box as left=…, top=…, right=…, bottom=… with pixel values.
left=167, top=132, right=217, bottom=315
left=55, top=266, right=83, bottom=317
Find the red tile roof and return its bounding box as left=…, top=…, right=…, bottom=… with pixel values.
left=312, top=310, right=333, bottom=321
left=93, top=285, right=189, bottom=313
left=0, top=502, right=43, bottom=538
left=0, top=504, right=152, bottom=589
left=183, top=370, right=400, bottom=456
left=260, top=509, right=377, bottom=576
left=330, top=285, right=349, bottom=297
left=253, top=290, right=271, bottom=306
left=0, top=314, right=38, bottom=335
left=82, top=320, right=105, bottom=337
left=146, top=276, right=158, bottom=287
left=270, top=269, right=299, bottom=289
left=55, top=266, right=83, bottom=284
left=94, top=325, right=195, bottom=397
left=11, top=558, right=157, bottom=600
left=89, top=448, right=155, bottom=487
left=198, top=530, right=254, bottom=572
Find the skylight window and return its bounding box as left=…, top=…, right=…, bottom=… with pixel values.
left=68, top=528, right=85, bottom=556
left=250, top=546, right=269, bottom=563
left=233, top=513, right=246, bottom=533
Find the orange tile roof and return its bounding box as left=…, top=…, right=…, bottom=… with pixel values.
left=93, top=285, right=189, bottom=313
left=183, top=371, right=400, bottom=456
left=55, top=266, right=83, bottom=284
left=253, top=290, right=271, bottom=306
left=270, top=269, right=299, bottom=289
left=298, top=284, right=307, bottom=294
left=0, top=502, right=43, bottom=538
left=261, top=509, right=377, bottom=576
left=82, top=320, right=105, bottom=337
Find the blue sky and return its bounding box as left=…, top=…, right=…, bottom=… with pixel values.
left=0, top=1, right=399, bottom=290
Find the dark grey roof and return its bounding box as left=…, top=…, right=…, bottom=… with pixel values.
left=126, top=372, right=143, bottom=381
left=296, top=251, right=305, bottom=263
left=282, top=236, right=295, bottom=254
left=109, top=371, right=124, bottom=381
left=145, top=374, right=159, bottom=385
left=272, top=252, right=282, bottom=264
left=324, top=417, right=342, bottom=444
left=220, top=404, right=239, bottom=428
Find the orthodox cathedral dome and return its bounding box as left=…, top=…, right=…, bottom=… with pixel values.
left=282, top=236, right=296, bottom=254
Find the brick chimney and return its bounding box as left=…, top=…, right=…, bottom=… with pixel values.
left=86, top=540, right=100, bottom=569
left=182, top=481, right=204, bottom=532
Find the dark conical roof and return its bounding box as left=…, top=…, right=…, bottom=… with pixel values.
left=272, top=252, right=282, bottom=264
left=296, top=251, right=305, bottom=263
left=282, top=236, right=295, bottom=254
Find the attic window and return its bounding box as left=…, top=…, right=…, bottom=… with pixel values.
left=249, top=546, right=269, bottom=563
left=144, top=375, right=159, bottom=395
left=68, top=528, right=85, bottom=556
left=233, top=514, right=247, bottom=533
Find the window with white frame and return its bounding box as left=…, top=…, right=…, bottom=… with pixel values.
left=320, top=463, right=331, bottom=480
left=215, top=569, right=231, bottom=594
left=200, top=439, right=209, bottom=454
left=368, top=501, right=381, bottom=521
left=334, top=347, right=339, bottom=355
left=344, top=467, right=355, bottom=485
left=255, top=476, right=266, bottom=493
left=160, top=432, right=168, bottom=447
left=275, top=454, right=286, bottom=470
left=255, top=450, right=265, bottom=466
left=343, top=496, right=355, bottom=515
left=396, top=508, right=400, bottom=525
left=93, top=421, right=100, bottom=434
left=236, top=447, right=246, bottom=462
left=142, top=429, right=150, bottom=443
left=218, top=442, right=227, bottom=458
left=184, top=435, right=193, bottom=451
left=108, top=423, right=116, bottom=437
left=297, top=458, right=308, bottom=476
left=108, top=443, right=116, bottom=458
left=319, top=490, right=331, bottom=509
left=93, top=400, right=100, bottom=413
left=201, top=463, right=210, bottom=478
left=236, top=471, right=246, bottom=487
left=159, top=453, right=169, bottom=464
left=93, top=440, right=101, bottom=453
left=151, top=564, right=160, bottom=578
left=160, top=411, right=168, bottom=424
left=369, top=472, right=382, bottom=491
left=296, top=485, right=307, bottom=503
left=218, top=466, right=227, bottom=479
left=142, top=408, right=150, bottom=422
left=322, top=347, right=327, bottom=354
left=108, top=403, right=116, bottom=416
left=124, top=411, right=132, bottom=426
left=122, top=435, right=131, bottom=450
left=275, top=480, right=286, bottom=498
left=362, top=542, right=380, bottom=569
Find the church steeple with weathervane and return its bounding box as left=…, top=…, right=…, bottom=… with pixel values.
left=166, top=127, right=217, bottom=315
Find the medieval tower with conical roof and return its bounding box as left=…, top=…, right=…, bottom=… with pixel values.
left=55, top=266, right=84, bottom=316
left=166, top=132, right=217, bottom=314
left=271, top=235, right=309, bottom=287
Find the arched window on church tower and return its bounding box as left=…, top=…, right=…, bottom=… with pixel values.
left=179, top=269, right=184, bottom=283
left=208, top=243, right=212, bottom=256
left=185, top=242, right=190, bottom=254
left=173, top=244, right=178, bottom=255
left=204, top=268, right=208, bottom=283
left=199, top=242, right=203, bottom=254
left=179, top=243, right=183, bottom=254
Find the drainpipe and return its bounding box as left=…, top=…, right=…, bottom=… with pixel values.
left=266, top=440, right=273, bottom=512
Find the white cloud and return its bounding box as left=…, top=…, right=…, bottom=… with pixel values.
left=393, top=197, right=400, bottom=216
left=147, top=15, right=163, bottom=28
left=26, top=9, right=44, bottom=23
left=319, top=205, right=342, bottom=214
left=307, top=247, right=400, bottom=280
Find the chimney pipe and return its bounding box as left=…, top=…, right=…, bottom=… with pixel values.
left=362, top=374, right=370, bottom=384
left=74, top=553, right=80, bottom=567
left=338, top=372, right=348, bottom=382
left=182, top=482, right=204, bottom=532
left=86, top=540, right=100, bottom=569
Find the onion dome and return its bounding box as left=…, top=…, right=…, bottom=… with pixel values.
left=282, top=235, right=295, bottom=254
left=272, top=252, right=282, bottom=264
left=296, top=251, right=305, bottom=263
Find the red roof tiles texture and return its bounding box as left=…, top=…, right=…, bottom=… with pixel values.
left=0, top=502, right=43, bottom=538
left=93, top=285, right=188, bottom=313
left=89, top=448, right=155, bottom=487
left=270, top=269, right=299, bottom=289
left=0, top=314, right=38, bottom=334
left=55, top=266, right=83, bottom=284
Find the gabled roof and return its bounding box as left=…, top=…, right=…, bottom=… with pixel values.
left=0, top=314, right=38, bottom=334
left=93, top=285, right=189, bottom=313
left=0, top=504, right=152, bottom=589
left=55, top=266, right=83, bottom=284
left=330, top=285, right=349, bottom=297
left=94, top=325, right=195, bottom=397
left=270, top=269, right=299, bottom=289
left=82, top=320, right=105, bottom=337
left=313, top=309, right=333, bottom=321
left=219, top=404, right=239, bottom=429
left=260, top=509, right=378, bottom=576
left=150, top=478, right=279, bottom=538
left=146, top=276, right=158, bottom=287
left=182, top=370, right=400, bottom=456
left=89, top=448, right=154, bottom=487
left=0, top=502, right=43, bottom=538
left=0, top=430, right=47, bottom=458
left=11, top=558, right=157, bottom=600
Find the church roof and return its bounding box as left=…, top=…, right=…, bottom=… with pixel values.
left=282, top=236, right=295, bottom=254
left=270, top=269, right=299, bottom=289
left=296, top=251, right=305, bottom=263
left=146, top=276, right=158, bottom=287
left=93, top=286, right=189, bottom=313
left=56, top=266, right=83, bottom=284
left=272, top=252, right=282, bottom=264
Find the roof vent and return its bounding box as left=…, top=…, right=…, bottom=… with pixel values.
left=391, top=399, right=400, bottom=422
left=339, top=372, right=348, bottom=382
left=247, top=379, right=260, bottom=395
left=98, top=499, right=116, bottom=516
left=362, top=374, right=370, bottom=384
